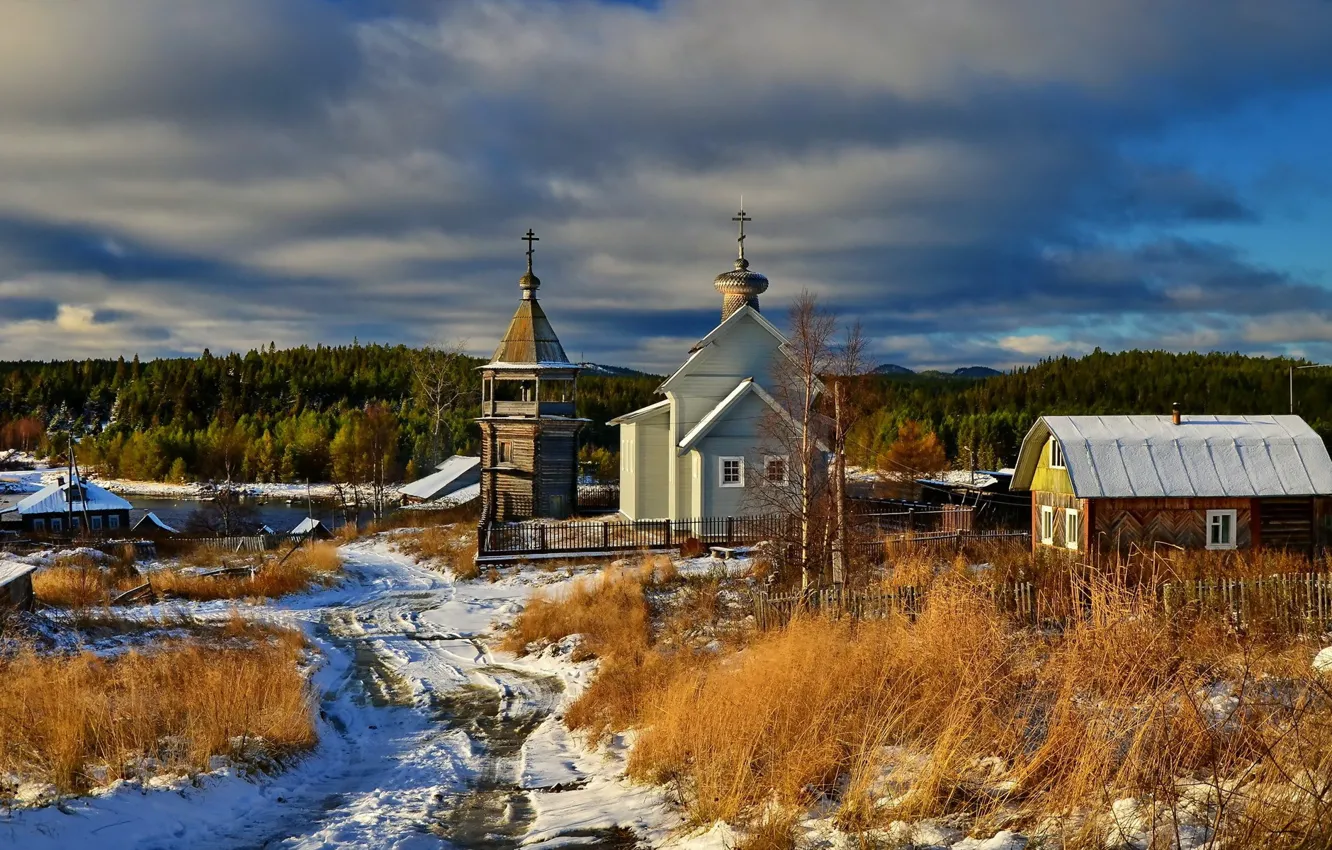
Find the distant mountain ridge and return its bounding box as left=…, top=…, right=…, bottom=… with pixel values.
left=578, top=363, right=656, bottom=378
left=873, top=364, right=1002, bottom=378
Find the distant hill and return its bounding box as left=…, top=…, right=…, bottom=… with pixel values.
left=578, top=363, right=658, bottom=378
left=871, top=364, right=1002, bottom=379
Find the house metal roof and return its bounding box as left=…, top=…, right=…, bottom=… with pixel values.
left=399, top=455, right=480, bottom=501
left=291, top=517, right=330, bottom=536
left=0, top=558, right=38, bottom=587
left=131, top=511, right=178, bottom=535
left=1012, top=414, right=1332, bottom=499
left=14, top=476, right=132, bottom=515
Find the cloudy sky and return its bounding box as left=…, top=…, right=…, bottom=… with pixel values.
left=1, top=0, right=1331, bottom=372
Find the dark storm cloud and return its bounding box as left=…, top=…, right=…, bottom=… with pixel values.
left=0, top=297, right=59, bottom=322
left=2, top=0, right=1332, bottom=368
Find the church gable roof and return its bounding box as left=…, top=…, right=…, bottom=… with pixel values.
left=677, top=378, right=823, bottom=453
left=659, top=305, right=789, bottom=393
left=608, top=399, right=670, bottom=425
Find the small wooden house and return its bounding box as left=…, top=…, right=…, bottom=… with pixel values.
left=0, top=476, right=132, bottom=536
left=291, top=517, right=334, bottom=541
left=400, top=456, right=481, bottom=505
left=0, top=558, right=37, bottom=612
left=131, top=511, right=179, bottom=539
left=1012, top=414, right=1332, bottom=555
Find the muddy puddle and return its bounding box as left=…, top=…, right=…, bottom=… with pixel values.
left=429, top=668, right=642, bottom=850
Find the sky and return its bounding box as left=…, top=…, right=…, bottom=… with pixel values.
left=1, top=0, right=1332, bottom=373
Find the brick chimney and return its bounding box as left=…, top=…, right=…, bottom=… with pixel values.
left=1172, top=403, right=1181, bottom=426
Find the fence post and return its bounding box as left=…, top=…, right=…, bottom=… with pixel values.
left=602, top=521, right=609, bottom=550
left=665, top=521, right=672, bottom=547
left=727, top=516, right=734, bottom=545
left=537, top=524, right=547, bottom=554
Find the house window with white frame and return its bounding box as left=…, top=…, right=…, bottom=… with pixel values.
left=1048, top=437, right=1065, bottom=469
left=108, top=514, right=120, bottom=529
left=720, top=457, right=745, bottom=488
left=1064, top=508, right=1080, bottom=551
left=32, top=518, right=45, bottom=532
left=1039, top=505, right=1055, bottom=545
left=91, top=515, right=103, bottom=531
left=764, top=455, right=788, bottom=485
left=50, top=518, right=63, bottom=533
left=1206, top=509, right=1237, bottom=550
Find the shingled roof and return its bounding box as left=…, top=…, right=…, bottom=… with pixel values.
left=488, top=298, right=571, bottom=367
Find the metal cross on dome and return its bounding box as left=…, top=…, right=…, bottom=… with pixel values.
left=522, top=228, right=539, bottom=270
left=732, top=208, right=752, bottom=260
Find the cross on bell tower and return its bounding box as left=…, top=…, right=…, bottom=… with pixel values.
left=477, top=228, right=584, bottom=522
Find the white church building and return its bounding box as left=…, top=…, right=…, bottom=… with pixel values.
left=611, top=211, right=808, bottom=520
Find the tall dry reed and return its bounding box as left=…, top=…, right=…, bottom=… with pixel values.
left=0, top=628, right=315, bottom=794
left=557, top=568, right=1332, bottom=847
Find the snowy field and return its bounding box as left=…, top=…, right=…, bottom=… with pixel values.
left=1, top=539, right=684, bottom=850
left=1, top=536, right=1055, bottom=850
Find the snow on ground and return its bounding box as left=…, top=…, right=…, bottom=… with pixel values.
left=0, top=538, right=693, bottom=850
left=1, top=539, right=1061, bottom=850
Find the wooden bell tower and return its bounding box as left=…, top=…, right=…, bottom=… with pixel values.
left=478, top=230, right=584, bottom=521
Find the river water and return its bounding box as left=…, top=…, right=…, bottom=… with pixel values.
left=127, top=497, right=375, bottom=535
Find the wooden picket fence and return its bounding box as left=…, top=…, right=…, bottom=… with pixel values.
left=1162, top=573, right=1332, bottom=632
left=754, top=582, right=1038, bottom=630
left=755, top=572, right=1332, bottom=633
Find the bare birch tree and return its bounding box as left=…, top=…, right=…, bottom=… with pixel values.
left=770, top=292, right=836, bottom=590
left=828, top=321, right=870, bottom=586
left=412, top=341, right=473, bottom=468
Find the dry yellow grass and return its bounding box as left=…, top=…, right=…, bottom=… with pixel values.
left=551, top=570, right=1332, bottom=847
left=33, top=542, right=344, bottom=607
left=0, top=626, right=315, bottom=794
left=395, top=524, right=480, bottom=579
left=502, top=564, right=650, bottom=660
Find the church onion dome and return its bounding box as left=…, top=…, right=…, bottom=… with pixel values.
left=714, top=208, right=768, bottom=321
left=713, top=257, right=769, bottom=300
left=487, top=228, right=574, bottom=368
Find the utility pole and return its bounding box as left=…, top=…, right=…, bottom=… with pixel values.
left=1290, top=363, right=1332, bottom=414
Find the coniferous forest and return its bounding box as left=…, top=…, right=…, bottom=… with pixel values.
left=2, top=346, right=1330, bottom=483
left=0, top=344, right=659, bottom=484
left=850, top=349, right=1332, bottom=471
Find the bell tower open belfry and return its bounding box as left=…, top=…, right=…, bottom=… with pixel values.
left=478, top=230, right=585, bottom=521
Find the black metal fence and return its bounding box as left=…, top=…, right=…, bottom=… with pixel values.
left=478, top=513, right=790, bottom=561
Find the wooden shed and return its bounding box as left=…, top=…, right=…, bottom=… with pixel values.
left=0, top=558, right=37, bottom=612
left=1011, top=414, right=1332, bottom=555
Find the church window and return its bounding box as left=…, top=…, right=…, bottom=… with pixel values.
left=764, top=455, right=788, bottom=485
left=498, top=441, right=513, bottom=463
left=720, top=457, right=744, bottom=488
